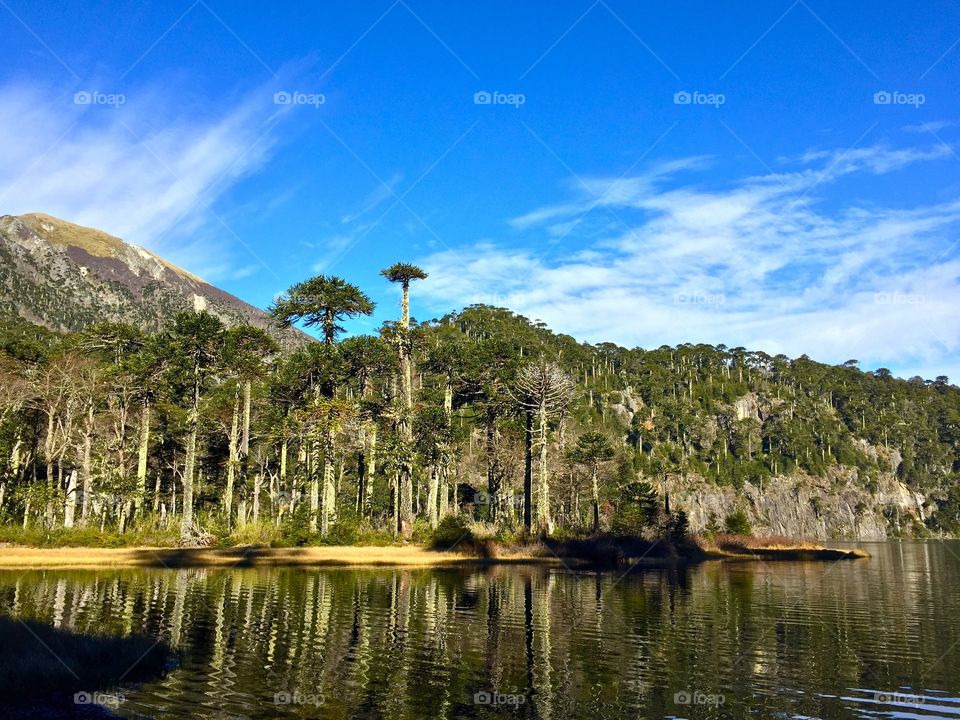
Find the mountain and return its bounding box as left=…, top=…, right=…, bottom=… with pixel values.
left=0, top=213, right=300, bottom=345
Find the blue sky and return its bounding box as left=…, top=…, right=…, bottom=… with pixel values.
left=2, top=1, right=959, bottom=380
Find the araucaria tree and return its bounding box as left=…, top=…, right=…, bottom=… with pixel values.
left=515, top=359, right=575, bottom=534
left=271, top=275, right=374, bottom=534
left=380, top=263, right=427, bottom=538
left=569, top=432, right=615, bottom=532
left=163, top=311, right=225, bottom=540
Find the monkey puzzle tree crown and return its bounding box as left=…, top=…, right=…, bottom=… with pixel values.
left=379, top=263, right=428, bottom=287
left=270, top=275, right=374, bottom=345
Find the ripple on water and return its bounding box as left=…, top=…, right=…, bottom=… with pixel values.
left=1, top=543, right=959, bottom=719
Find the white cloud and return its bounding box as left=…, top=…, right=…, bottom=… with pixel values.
left=0, top=78, right=290, bottom=278
left=418, top=145, right=960, bottom=381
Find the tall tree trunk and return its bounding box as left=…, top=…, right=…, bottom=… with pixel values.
left=391, top=470, right=400, bottom=537
left=591, top=464, right=600, bottom=532
left=523, top=411, right=533, bottom=533
left=356, top=425, right=366, bottom=514
left=398, top=283, right=414, bottom=539
left=440, top=465, right=450, bottom=519
left=486, top=415, right=499, bottom=522
left=79, top=403, right=94, bottom=526
left=241, top=380, right=251, bottom=455
left=44, top=407, right=56, bottom=527
left=225, top=382, right=241, bottom=529
left=441, top=380, right=453, bottom=521
left=240, top=379, right=252, bottom=518
left=180, top=379, right=200, bottom=540
left=253, top=471, right=262, bottom=523
left=364, top=424, right=377, bottom=516
left=63, top=470, right=78, bottom=528
left=135, top=400, right=151, bottom=517
left=427, top=466, right=439, bottom=528
left=321, top=429, right=336, bottom=536
left=309, top=435, right=319, bottom=534
left=536, top=404, right=552, bottom=534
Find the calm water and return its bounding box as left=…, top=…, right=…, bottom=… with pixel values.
left=2, top=542, right=959, bottom=719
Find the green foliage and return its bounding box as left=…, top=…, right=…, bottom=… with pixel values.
left=724, top=509, right=754, bottom=536
left=0, top=525, right=180, bottom=548
left=610, top=480, right=661, bottom=536
left=667, top=509, right=690, bottom=538
left=3, top=289, right=960, bottom=545
left=271, top=275, right=375, bottom=343
left=428, top=515, right=474, bottom=550
left=278, top=504, right=315, bottom=547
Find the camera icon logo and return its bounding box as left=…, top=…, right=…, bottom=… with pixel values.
left=673, top=91, right=691, bottom=105
left=273, top=91, right=292, bottom=105
left=274, top=691, right=293, bottom=705
left=74, top=91, right=92, bottom=105
left=474, top=91, right=492, bottom=105
left=674, top=690, right=692, bottom=705
left=873, top=91, right=892, bottom=105
left=474, top=691, right=492, bottom=705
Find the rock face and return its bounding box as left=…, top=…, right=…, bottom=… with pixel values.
left=0, top=213, right=302, bottom=347
left=610, top=386, right=642, bottom=424
left=665, top=466, right=925, bottom=540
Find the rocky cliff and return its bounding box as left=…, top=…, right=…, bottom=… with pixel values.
left=665, top=470, right=926, bottom=540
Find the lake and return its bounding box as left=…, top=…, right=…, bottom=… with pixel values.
left=1, top=542, right=959, bottom=719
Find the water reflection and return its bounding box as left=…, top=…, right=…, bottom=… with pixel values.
left=1, top=542, right=959, bottom=719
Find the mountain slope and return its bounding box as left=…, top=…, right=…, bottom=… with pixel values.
left=0, top=213, right=299, bottom=345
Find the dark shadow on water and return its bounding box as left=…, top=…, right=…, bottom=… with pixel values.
left=0, top=615, right=172, bottom=719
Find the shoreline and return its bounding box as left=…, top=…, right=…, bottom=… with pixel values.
left=0, top=545, right=559, bottom=569
left=0, top=542, right=868, bottom=569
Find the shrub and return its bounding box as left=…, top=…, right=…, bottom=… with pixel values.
left=667, top=509, right=689, bottom=538
left=321, top=513, right=363, bottom=546
left=724, top=508, right=753, bottom=535
left=278, top=504, right=313, bottom=546
left=226, top=521, right=283, bottom=547
left=610, top=480, right=661, bottom=536
left=429, top=515, right=474, bottom=550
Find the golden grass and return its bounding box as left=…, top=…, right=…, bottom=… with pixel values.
left=692, top=534, right=869, bottom=560
left=0, top=545, right=559, bottom=569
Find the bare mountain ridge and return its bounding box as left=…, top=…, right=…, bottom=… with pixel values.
left=0, top=213, right=301, bottom=346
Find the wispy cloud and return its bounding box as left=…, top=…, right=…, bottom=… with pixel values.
left=418, top=144, right=960, bottom=381
left=0, top=77, right=293, bottom=279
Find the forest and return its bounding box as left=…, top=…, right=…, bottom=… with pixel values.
left=1, top=263, right=959, bottom=546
